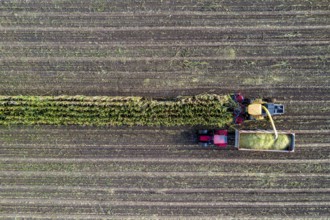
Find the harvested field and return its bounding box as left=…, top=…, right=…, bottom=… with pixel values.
left=0, top=0, right=329, bottom=219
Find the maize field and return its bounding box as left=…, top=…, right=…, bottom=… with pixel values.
left=0, top=94, right=233, bottom=126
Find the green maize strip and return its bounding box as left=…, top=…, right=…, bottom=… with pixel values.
left=0, top=94, right=235, bottom=126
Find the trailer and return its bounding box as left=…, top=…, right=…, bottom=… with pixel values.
left=198, top=129, right=295, bottom=152
left=235, top=130, right=295, bottom=152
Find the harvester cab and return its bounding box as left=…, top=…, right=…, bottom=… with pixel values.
left=247, top=99, right=284, bottom=120
left=233, top=93, right=284, bottom=121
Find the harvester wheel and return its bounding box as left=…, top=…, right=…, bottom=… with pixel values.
left=263, top=97, right=276, bottom=103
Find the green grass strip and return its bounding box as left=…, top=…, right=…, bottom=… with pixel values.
left=0, top=94, right=235, bottom=126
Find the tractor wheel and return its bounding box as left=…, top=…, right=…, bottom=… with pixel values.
left=198, top=130, right=208, bottom=134
left=199, top=142, right=209, bottom=148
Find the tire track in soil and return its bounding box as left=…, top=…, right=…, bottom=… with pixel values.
left=2, top=199, right=330, bottom=207
left=1, top=40, right=329, bottom=47
left=1, top=13, right=328, bottom=28
left=1, top=160, right=329, bottom=174
left=0, top=157, right=329, bottom=164
left=2, top=171, right=329, bottom=178
left=0, top=206, right=329, bottom=219
left=1, top=141, right=329, bottom=160
left=1, top=174, right=328, bottom=189
left=1, top=186, right=329, bottom=203
left=0, top=27, right=328, bottom=43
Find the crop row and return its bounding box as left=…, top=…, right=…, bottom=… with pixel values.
left=1, top=187, right=329, bottom=204
left=1, top=160, right=328, bottom=173
left=1, top=44, right=328, bottom=58
left=0, top=94, right=234, bottom=126
left=1, top=12, right=328, bottom=28
left=2, top=145, right=329, bottom=160
left=0, top=28, right=327, bottom=43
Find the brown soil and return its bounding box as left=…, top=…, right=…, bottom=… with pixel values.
left=0, top=0, right=329, bottom=218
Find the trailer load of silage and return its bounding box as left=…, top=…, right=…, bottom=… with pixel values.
left=239, top=133, right=292, bottom=150
left=0, top=94, right=234, bottom=126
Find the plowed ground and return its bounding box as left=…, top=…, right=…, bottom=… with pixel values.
left=0, top=0, right=329, bottom=219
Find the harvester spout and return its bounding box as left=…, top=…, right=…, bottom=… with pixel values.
left=262, top=105, right=278, bottom=140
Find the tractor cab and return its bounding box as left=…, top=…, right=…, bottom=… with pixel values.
left=198, top=130, right=228, bottom=148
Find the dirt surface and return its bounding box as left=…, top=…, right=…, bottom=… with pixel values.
left=0, top=0, right=329, bottom=219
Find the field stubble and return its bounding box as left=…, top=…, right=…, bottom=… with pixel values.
left=0, top=0, right=330, bottom=218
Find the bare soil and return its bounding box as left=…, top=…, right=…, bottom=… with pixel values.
left=0, top=0, right=329, bottom=218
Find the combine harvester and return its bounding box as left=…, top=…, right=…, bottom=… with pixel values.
left=197, top=93, right=295, bottom=152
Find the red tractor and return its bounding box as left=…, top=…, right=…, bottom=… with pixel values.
left=198, top=129, right=228, bottom=148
